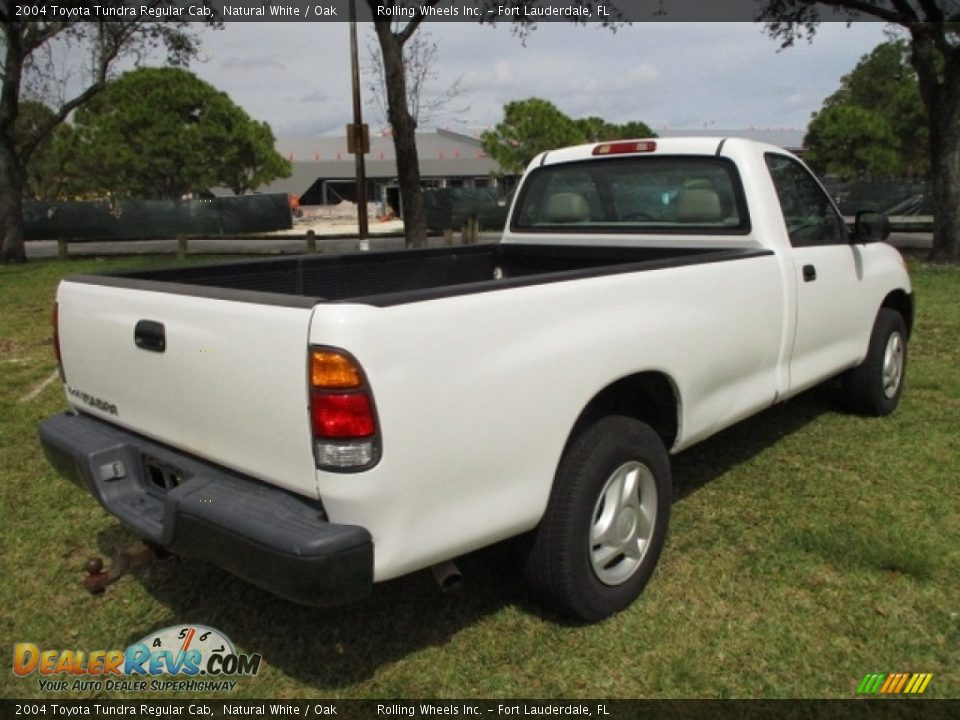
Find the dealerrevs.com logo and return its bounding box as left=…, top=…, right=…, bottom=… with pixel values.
left=13, top=625, right=261, bottom=693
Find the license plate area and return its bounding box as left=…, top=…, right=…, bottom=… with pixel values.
left=141, top=455, right=187, bottom=494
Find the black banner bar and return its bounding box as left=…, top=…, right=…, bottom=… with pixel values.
left=8, top=0, right=895, bottom=23
left=2, top=700, right=960, bottom=720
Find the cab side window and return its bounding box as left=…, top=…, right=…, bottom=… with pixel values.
left=765, top=154, right=847, bottom=247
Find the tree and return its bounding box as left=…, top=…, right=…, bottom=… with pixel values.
left=218, top=119, right=291, bottom=196
left=811, top=39, right=928, bottom=177
left=761, top=2, right=960, bottom=263
left=482, top=98, right=657, bottom=174
left=66, top=67, right=290, bottom=199
left=576, top=116, right=655, bottom=142
left=804, top=105, right=901, bottom=179
left=0, top=6, right=216, bottom=262
left=364, top=28, right=467, bottom=131
left=15, top=101, right=65, bottom=200
left=614, top=120, right=657, bottom=140
left=483, top=98, right=587, bottom=174
left=366, top=0, right=622, bottom=249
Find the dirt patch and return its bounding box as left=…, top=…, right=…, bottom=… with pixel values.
left=0, top=338, right=22, bottom=356
left=271, top=202, right=404, bottom=237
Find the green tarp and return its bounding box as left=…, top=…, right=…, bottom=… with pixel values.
left=23, top=194, right=292, bottom=241
left=423, top=188, right=508, bottom=232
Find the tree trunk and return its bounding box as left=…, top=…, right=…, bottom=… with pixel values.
left=373, top=21, right=428, bottom=249
left=910, top=28, right=960, bottom=263
left=928, top=109, right=960, bottom=263
left=0, top=140, right=27, bottom=263
left=0, top=26, right=27, bottom=263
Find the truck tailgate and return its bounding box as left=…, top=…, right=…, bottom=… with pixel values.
left=56, top=279, right=319, bottom=498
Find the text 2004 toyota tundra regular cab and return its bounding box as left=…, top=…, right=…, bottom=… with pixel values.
left=40, top=138, right=912, bottom=621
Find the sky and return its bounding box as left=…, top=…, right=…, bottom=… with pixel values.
left=168, top=21, right=895, bottom=138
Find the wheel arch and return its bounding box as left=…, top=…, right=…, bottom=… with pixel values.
left=880, top=289, right=914, bottom=340
left=566, top=371, right=681, bottom=456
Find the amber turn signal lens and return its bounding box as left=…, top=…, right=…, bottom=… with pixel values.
left=311, top=350, right=362, bottom=389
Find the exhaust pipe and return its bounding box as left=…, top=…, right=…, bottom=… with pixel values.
left=430, top=560, right=463, bottom=594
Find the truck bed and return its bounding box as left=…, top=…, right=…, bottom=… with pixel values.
left=70, top=243, right=768, bottom=307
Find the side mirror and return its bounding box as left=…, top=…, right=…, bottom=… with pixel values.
left=853, top=210, right=891, bottom=243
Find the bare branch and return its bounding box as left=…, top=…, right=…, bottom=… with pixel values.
left=395, top=17, right=423, bottom=47
left=20, top=23, right=70, bottom=55
left=365, top=27, right=468, bottom=130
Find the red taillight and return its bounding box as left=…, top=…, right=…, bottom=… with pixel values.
left=53, top=303, right=65, bottom=381
left=311, top=392, right=375, bottom=439
left=592, top=140, right=657, bottom=156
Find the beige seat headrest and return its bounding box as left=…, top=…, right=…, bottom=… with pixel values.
left=543, top=192, right=591, bottom=223
left=676, top=188, right=723, bottom=223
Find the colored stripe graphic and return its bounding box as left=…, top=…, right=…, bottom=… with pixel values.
left=857, top=673, right=885, bottom=694
left=915, top=673, right=933, bottom=694
left=858, top=672, right=933, bottom=695
left=879, top=674, right=897, bottom=693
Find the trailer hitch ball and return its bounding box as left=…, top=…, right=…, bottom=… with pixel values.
left=81, top=544, right=165, bottom=596
left=82, top=557, right=108, bottom=595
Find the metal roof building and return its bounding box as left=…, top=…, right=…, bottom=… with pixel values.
left=259, top=128, right=502, bottom=211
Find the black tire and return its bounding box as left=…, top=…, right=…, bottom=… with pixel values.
left=523, top=416, right=672, bottom=622
left=842, top=309, right=908, bottom=416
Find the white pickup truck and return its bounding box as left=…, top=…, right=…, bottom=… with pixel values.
left=40, top=138, right=912, bottom=621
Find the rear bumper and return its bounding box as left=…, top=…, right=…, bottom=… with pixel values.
left=38, top=412, right=372, bottom=607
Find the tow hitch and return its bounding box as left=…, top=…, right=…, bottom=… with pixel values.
left=82, top=544, right=170, bottom=595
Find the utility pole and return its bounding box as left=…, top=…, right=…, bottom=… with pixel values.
left=348, top=0, right=369, bottom=247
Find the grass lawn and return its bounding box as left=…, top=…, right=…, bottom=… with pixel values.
left=1, top=255, right=957, bottom=699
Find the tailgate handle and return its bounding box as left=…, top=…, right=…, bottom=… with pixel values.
left=802, top=264, right=817, bottom=282
left=134, top=320, right=166, bottom=353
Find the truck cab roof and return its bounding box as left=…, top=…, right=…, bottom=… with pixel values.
left=531, top=136, right=798, bottom=169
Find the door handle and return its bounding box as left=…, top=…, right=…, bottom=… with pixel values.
left=802, top=264, right=817, bottom=282
left=134, top=320, right=166, bottom=353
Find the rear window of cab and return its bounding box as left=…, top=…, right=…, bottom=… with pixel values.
left=511, top=155, right=751, bottom=235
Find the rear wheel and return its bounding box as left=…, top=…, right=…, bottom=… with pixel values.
left=523, top=416, right=671, bottom=622
left=843, top=309, right=907, bottom=416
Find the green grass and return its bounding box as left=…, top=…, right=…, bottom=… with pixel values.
left=1, top=256, right=958, bottom=699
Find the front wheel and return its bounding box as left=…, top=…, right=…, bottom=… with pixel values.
left=842, top=309, right=908, bottom=416
left=522, top=416, right=672, bottom=622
